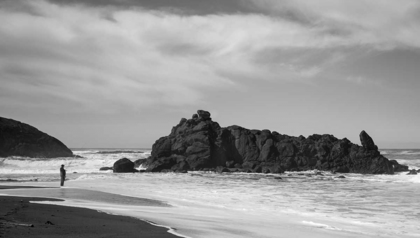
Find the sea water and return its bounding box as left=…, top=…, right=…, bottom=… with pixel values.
left=0, top=149, right=419, bottom=238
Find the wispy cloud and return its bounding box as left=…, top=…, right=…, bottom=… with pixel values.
left=250, top=0, right=420, bottom=49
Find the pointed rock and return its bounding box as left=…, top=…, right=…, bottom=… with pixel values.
left=359, top=130, right=378, bottom=151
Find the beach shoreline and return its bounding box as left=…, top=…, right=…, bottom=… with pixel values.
left=1, top=167, right=419, bottom=238
left=0, top=186, right=180, bottom=238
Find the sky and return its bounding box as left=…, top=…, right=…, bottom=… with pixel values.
left=1, top=0, right=420, bottom=149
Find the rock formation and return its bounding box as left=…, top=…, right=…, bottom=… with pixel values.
left=144, top=110, right=408, bottom=174
left=113, top=158, right=137, bottom=173
left=0, top=117, right=73, bottom=158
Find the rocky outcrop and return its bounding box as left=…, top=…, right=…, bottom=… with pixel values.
left=0, top=117, right=73, bottom=158
left=144, top=110, right=406, bottom=174
left=113, top=158, right=137, bottom=173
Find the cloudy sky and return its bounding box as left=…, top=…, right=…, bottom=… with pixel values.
left=1, top=0, right=419, bottom=148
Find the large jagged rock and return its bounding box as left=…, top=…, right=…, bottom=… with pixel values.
left=0, top=117, right=73, bottom=158
left=145, top=111, right=221, bottom=172
left=144, top=110, right=406, bottom=174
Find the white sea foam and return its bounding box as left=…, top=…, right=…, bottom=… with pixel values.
left=394, top=159, right=420, bottom=169
left=302, top=221, right=342, bottom=230
left=407, top=175, right=420, bottom=183
left=399, top=150, right=420, bottom=155
left=380, top=149, right=420, bottom=155
left=0, top=150, right=151, bottom=174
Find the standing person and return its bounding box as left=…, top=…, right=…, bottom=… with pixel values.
left=60, top=164, right=66, bottom=187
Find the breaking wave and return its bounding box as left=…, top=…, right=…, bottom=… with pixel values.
left=0, top=149, right=151, bottom=174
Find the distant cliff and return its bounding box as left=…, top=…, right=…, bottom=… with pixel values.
left=0, top=117, right=73, bottom=158
left=144, top=110, right=407, bottom=174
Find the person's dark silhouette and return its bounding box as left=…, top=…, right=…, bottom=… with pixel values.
left=60, top=164, right=66, bottom=186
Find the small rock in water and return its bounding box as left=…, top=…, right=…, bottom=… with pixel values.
left=113, top=158, right=137, bottom=173
left=390, top=160, right=409, bottom=172
left=189, top=173, right=202, bottom=177
left=407, top=170, right=418, bottom=175
left=45, top=221, right=54, bottom=225
left=336, top=175, right=346, bottom=179
left=99, top=167, right=113, bottom=171
left=175, top=170, right=188, bottom=173
left=216, top=166, right=230, bottom=173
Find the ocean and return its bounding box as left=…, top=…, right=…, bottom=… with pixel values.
left=1, top=149, right=419, bottom=238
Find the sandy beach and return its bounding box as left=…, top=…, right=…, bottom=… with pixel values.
left=0, top=186, right=179, bottom=238
left=0, top=180, right=378, bottom=238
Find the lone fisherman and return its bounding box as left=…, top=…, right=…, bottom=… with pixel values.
left=60, top=164, right=66, bottom=186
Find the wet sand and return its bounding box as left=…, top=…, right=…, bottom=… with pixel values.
left=0, top=186, right=179, bottom=238
left=0, top=185, right=53, bottom=190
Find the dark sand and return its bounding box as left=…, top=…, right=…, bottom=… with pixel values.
left=0, top=187, right=180, bottom=238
